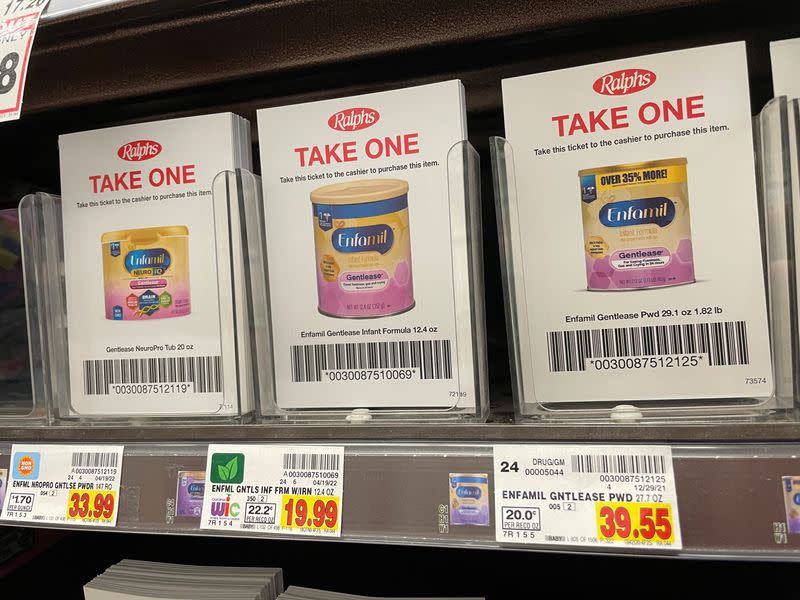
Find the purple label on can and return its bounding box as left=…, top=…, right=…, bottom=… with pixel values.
left=176, top=471, right=205, bottom=518
left=449, top=474, right=490, bottom=526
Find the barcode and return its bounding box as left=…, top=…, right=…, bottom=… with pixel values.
left=571, top=454, right=666, bottom=474
left=282, top=453, right=340, bottom=471
left=82, top=356, right=223, bottom=395
left=547, top=320, right=749, bottom=372
left=289, top=339, right=452, bottom=382
left=71, top=452, right=119, bottom=468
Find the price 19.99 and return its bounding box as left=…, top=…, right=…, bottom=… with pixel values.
left=280, top=495, right=339, bottom=531
left=66, top=489, right=116, bottom=522
left=595, top=502, right=673, bottom=543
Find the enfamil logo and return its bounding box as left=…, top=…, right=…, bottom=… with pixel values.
left=13, top=452, right=40, bottom=480
left=593, top=69, right=656, bottom=96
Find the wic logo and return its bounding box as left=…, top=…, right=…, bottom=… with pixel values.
left=210, top=453, right=245, bottom=484
left=328, top=107, right=379, bottom=131
left=117, top=140, right=162, bottom=161
left=593, top=69, right=656, bottom=96
left=209, top=495, right=240, bottom=518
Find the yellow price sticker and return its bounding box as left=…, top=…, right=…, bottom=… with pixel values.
left=280, top=495, right=340, bottom=532
left=66, top=489, right=116, bottom=523
left=595, top=502, right=674, bottom=543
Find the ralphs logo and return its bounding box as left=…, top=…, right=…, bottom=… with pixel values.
left=601, top=197, right=675, bottom=228
left=593, top=69, right=656, bottom=96
left=328, top=107, right=379, bottom=132
left=117, top=140, right=162, bottom=161
left=333, top=224, right=394, bottom=254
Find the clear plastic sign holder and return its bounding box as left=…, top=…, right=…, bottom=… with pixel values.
left=17, top=173, right=257, bottom=424
left=758, top=96, right=800, bottom=412
left=490, top=135, right=790, bottom=423
left=217, top=141, right=489, bottom=423
left=12, top=192, right=62, bottom=424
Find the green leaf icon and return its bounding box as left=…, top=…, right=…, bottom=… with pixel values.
left=210, top=452, right=244, bottom=484
left=226, top=457, right=238, bottom=480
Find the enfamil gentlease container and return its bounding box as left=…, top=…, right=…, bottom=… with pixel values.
left=101, top=225, right=190, bottom=320
left=311, top=179, right=414, bottom=318
left=579, top=158, right=695, bottom=291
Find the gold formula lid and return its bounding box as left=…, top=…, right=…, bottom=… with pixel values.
left=101, top=225, right=189, bottom=244
left=578, top=157, right=687, bottom=177
left=310, top=179, right=409, bottom=205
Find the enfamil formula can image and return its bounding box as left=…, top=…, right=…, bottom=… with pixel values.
left=579, top=158, right=694, bottom=291
left=449, top=473, right=490, bottom=526
left=311, top=179, right=414, bottom=318
left=101, top=225, right=190, bottom=320
left=783, top=476, right=800, bottom=534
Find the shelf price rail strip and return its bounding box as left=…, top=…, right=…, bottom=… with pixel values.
left=0, top=441, right=797, bottom=559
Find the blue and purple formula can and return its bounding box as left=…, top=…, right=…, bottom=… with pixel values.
left=579, top=158, right=695, bottom=291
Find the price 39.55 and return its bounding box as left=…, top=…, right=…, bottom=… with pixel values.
left=596, top=502, right=673, bottom=543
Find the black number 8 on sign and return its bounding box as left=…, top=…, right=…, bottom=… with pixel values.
left=0, top=52, right=19, bottom=94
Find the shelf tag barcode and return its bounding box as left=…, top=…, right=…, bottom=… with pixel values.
left=82, top=355, right=223, bottom=395
left=570, top=454, right=666, bottom=474
left=282, top=453, right=341, bottom=471
left=71, top=452, right=119, bottom=468
left=289, top=339, right=452, bottom=382
left=547, top=320, right=749, bottom=372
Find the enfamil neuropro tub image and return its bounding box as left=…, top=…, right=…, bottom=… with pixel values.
left=101, top=225, right=190, bottom=320
left=579, top=158, right=694, bottom=291
left=311, top=179, right=414, bottom=318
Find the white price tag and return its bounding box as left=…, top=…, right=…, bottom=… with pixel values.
left=200, top=444, right=344, bottom=537
left=0, top=0, right=48, bottom=122
left=1, top=444, right=124, bottom=527
left=0, top=467, right=7, bottom=515
left=494, top=444, right=681, bottom=549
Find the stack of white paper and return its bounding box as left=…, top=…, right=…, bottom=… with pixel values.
left=500, top=42, right=772, bottom=407
left=277, top=588, right=482, bottom=600
left=257, top=81, right=478, bottom=413
left=83, top=560, right=283, bottom=600
left=59, top=113, right=253, bottom=417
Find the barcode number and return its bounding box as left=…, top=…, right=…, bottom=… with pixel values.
left=290, top=339, right=452, bottom=383
left=571, top=454, right=666, bottom=474
left=282, top=453, right=340, bottom=472
left=547, top=321, right=749, bottom=372
left=83, top=356, right=222, bottom=395
left=71, top=452, right=119, bottom=468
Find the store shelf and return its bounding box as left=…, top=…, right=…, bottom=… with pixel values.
left=1, top=420, right=800, bottom=443
left=1, top=439, right=798, bottom=559
left=0, top=0, right=798, bottom=570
